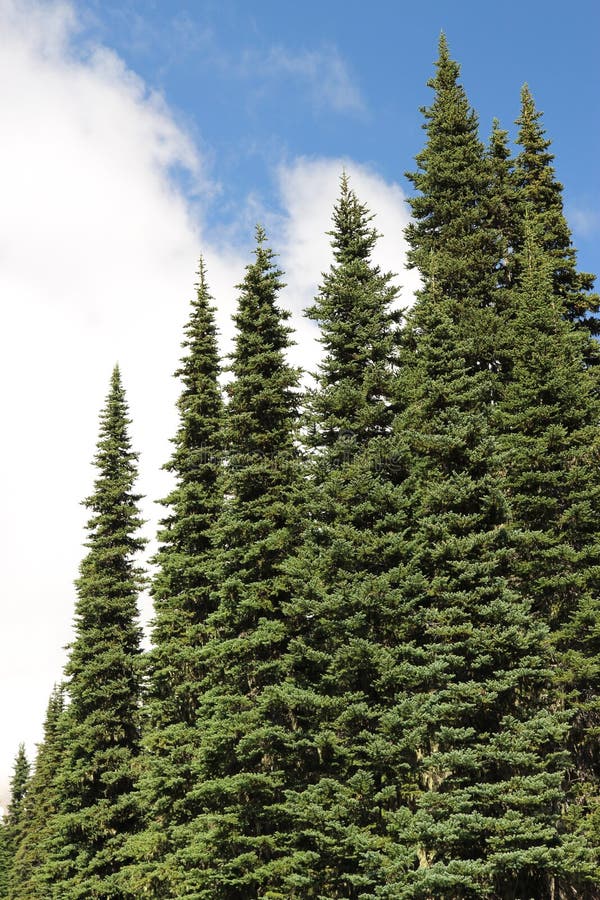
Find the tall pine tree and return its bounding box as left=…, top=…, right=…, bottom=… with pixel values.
left=382, top=39, right=578, bottom=897
left=42, top=366, right=145, bottom=899
left=279, top=176, right=409, bottom=898
left=0, top=745, right=30, bottom=899
left=497, top=224, right=600, bottom=894
left=405, top=33, right=500, bottom=310
left=128, top=260, right=224, bottom=897
left=9, top=687, right=65, bottom=899
left=176, top=226, right=304, bottom=898
left=383, top=279, right=574, bottom=898
left=513, top=85, right=599, bottom=335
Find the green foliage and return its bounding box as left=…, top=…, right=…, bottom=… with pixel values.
left=0, top=745, right=30, bottom=899
left=382, top=280, right=574, bottom=898
left=497, top=225, right=600, bottom=892
left=276, top=178, right=409, bottom=897
left=405, top=34, right=500, bottom=308
left=174, top=227, right=304, bottom=897
left=514, top=86, right=599, bottom=334
left=42, top=367, right=145, bottom=899
left=5, top=33, right=600, bottom=900
left=128, top=260, right=224, bottom=896
left=10, top=687, right=65, bottom=899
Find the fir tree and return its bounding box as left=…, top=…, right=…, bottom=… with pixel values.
left=178, top=226, right=303, bottom=898
left=514, top=85, right=599, bottom=335
left=43, top=366, right=145, bottom=899
left=497, top=225, right=600, bottom=893
left=128, top=260, right=224, bottom=897
left=279, top=177, right=409, bottom=897
left=9, top=687, right=66, bottom=899
left=0, top=746, right=30, bottom=899
left=380, top=279, right=575, bottom=899
left=405, top=33, right=500, bottom=310
left=379, top=40, right=580, bottom=896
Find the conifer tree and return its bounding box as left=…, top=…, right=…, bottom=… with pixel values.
left=405, top=33, right=500, bottom=310
left=279, top=177, right=408, bottom=897
left=381, top=40, right=580, bottom=896
left=381, top=278, right=575, bottom=898
left=128, top=260, right=224, bottom=896
left=42, top=366, right=145, bottom=899
left=514, top=85, right=599, bottom=335
left=178, top=227, right=303, bottom=898
left=0, top=746, right=30, bottom=899
left=9, top=686, right=65, bottom=899
left=497, top=225, right=600, bottom=893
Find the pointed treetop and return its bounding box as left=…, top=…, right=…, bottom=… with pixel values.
left=327, top=172, right=379, bottom=267
left=254, top=222, right=267, bottom=246
left=429, top=31, right=462, bottom=92
left=196, top=254, right=208, bottom=291
left=7, top=745, right=29, bottom=826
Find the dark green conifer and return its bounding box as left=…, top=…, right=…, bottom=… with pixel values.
left=128, top=260, right=224, bottom=897
left=10, top=687, right=65, bottom=899
left=405, top=33, right=500, bottom=309
left=514, top=85, right=599, bottom=336
left=497, top=225, right=600, bottom=892
left=381, top=40, right=578, bottom=895
left=279, top=177, right=408, bottom=898
left=178, top=227, right=303, bottom=898
left=0, top=746, right=30, bottom=898
left=43, top=366, right=145, bottom=898
left=382, top=277, right=574, bottom=898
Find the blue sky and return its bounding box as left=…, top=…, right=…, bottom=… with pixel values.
left=0, top=0, right=598, bottom=804
left=77, top=0, right=600, bottom=272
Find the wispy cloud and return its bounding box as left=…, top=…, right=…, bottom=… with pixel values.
left=566, top=203, right=600, bottom=239
left=253, top=44, right=366, bottom=114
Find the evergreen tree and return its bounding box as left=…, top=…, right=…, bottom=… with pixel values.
left=380, top=278, right=575, bottom=898
left=178, top=226, right=303, bottom=898
left=379, top=40, right=580, bottom=896
left=514, top=85, right=599, bottom=335
left=128, top=260, right=224, bottom=896
left=497, top=225, right=600, bottom=893
left=405, top=33, right=500, bottom=310
left=279, top=177, right=409, bottom=897
left=0, top=746, right=30, bottom=899
left=9, top=687, right=66, bottom=899
left=42, top=366, right=145, bottom=899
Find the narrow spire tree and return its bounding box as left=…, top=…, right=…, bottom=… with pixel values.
left=128, top=260, right=224, bottom=897
left=497, top=224, right=600, bottom=892
left=0, top=745, right=30, bottom=898
left=43, top=366, right=145, bottom=898
left=405, top=33, right=500, bottom=309
left=179, top=226, right=303, bottom=898
left=514, top=85, right=599, bottom=337
left=280, top=176, right=408, bottom=897
left=10, top=686, right=66, bottom=899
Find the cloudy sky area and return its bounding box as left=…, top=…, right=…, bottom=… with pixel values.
left=1, top=0, right=598, bottom=805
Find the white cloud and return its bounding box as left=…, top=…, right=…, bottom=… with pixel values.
left=0, top=0, right=414, bottom=806
left=0, top=0, right=244, bottom=805
left=256, top=45, right=365, bottom=114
